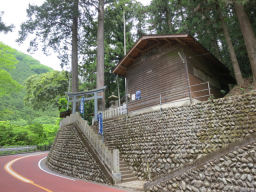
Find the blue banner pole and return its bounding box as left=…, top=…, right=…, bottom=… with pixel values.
left=98, top=112, right=103, bottom=136
left=80, top=97, right=85, bottom=118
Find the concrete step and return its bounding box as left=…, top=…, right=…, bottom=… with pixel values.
left=121, top=173, right=136, bottom=179
left=121, top=176, right=138, bottom=182
left=120, top=164, right=130, bottom=169
left=120, top=164, right=128, bottom=168
left=120, top=166, right=130, bottom=172
left=120, top=161, right=127, bottom=166
left=86, top=126, right=139, bottom=184
left=116, top=180, right=146, bottom=192
left=120, top=169, right=133, bottom=175
left=119, top=158, right=139, bottom=183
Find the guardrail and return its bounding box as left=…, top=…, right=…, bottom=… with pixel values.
left=0, top=146, right=37, bottom=152
left=60, top=113, right=121, bottom=183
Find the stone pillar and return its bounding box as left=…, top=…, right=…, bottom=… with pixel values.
left=112, top=149, right=121, bottom=183
left=113, top=149, right=119, bottom=172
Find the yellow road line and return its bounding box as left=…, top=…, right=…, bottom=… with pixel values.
left=4, top=154, right=53, bottom=192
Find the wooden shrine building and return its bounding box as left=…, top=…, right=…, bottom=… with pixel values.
left=113, top=34, right=234, bottom=112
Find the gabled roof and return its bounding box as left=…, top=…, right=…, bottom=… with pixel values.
left=113, top=34, right=230, bottom=77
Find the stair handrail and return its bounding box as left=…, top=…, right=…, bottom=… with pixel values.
left=60, top=113, right=121, bottom=183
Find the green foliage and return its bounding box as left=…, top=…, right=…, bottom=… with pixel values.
left=0, top=70, right=22, bottom=97
left=0, top=42, right=53, bottom=100
left=148, top=0, right=175, bottom=34
left=24, top=71, right=68, bottom=110
left=0, top=121, right=14, bottom=145
left=145, top=0, right=256, bottom=80
left=0, top=121, right=59, bottom=146
left=0, top=42, right=22, bottom=97
left=9, top=50, right=53, bottom=84
left=58, top=97, right=71, bottom=113
left=18, top=0, right=93, bottom=67
left=0, top=43, right=59, bottom=147
left=30, top=64, right=52, bottom=74
left=0, top=42, right=18, bottom=69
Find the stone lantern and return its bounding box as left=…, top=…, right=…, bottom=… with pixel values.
left=108, top=92, right=118, bottom=108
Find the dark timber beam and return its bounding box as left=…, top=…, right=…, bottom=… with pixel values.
left=128, top=56, right=136, bottom=61
left=151, top=39, right=161, bottom=43
left=165, top=38, right=176, bottom=44
left=142, top=41, right=160, bottom=53
left=119, top=64, right=127, bottom=71
left=163, top=38, right=171, bottom=43
left=135, top=47, right=144, bottom=53
left=175, top=38, right=186, bottom=46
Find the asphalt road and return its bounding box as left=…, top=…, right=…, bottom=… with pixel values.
left=0, top=152, right=127, bottom=192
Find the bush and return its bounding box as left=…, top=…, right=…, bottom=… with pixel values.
left=0, top=120, right=59, bottom=147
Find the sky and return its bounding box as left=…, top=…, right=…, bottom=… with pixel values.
left=0, top=0, right=151, bottom=71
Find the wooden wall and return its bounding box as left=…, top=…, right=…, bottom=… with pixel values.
left=125, top=43, right=226, bottom=112
left=189, top=74, right=221, bottom=101
left=183, top=47, right=224, bottom=100
left=126, top=43, right=189, bottom=112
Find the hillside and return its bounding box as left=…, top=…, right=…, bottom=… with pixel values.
left=6, top=47, right=53, bottom=84
left=0, top=43, right=59, bottom=147
left=0, top=42, right=54, bottom=121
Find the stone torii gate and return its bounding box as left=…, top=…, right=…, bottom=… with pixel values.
left=67, top=87, right=106, bottom=121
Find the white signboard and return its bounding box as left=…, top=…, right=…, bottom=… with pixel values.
left=131, top=94, right=135, bottom=101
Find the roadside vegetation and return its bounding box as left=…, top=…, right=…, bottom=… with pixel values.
left=0, top=42, right=62, bottom=149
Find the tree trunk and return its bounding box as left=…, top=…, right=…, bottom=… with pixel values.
left=234, top=1, right=256, bottom=83
left=219, top=5, right=244, bottom=86
left=164, top=1, right=172, bottom=33
left=71, top=0, right=79, bottom=92
left=96, top=0, right=105, bottom=110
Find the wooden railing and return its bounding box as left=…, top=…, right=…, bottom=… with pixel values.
left=60, top=113, right=121, bottom=183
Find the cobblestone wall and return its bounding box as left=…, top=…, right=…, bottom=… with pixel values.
left=103, top=92, right=256, bottom=180
left=146, top=139, right=256, bottom=191
left=47, top=124, right=111, bottom=184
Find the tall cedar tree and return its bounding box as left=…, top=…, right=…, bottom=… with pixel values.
left=148, top=0, right=256, bottom=83
left=234, top=1, right=256, bottom=83
left=72, top=0, right=79, bottom=92
left=217, top=1, right=244, bottom=85
left=96, top=0, right=105, bottom=109
left=18, top=0, right=80, bottom=92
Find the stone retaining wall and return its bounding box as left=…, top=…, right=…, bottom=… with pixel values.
left=103, top=92, right=256, bottom=180
left=47, top=124, right=111, bottom=184
left=146, top=139, right=256, bottom=191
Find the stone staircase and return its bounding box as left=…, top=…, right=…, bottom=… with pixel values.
left=92, top=123, right=139, bottom=183
left=120, top=159, right=138, bottom=183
